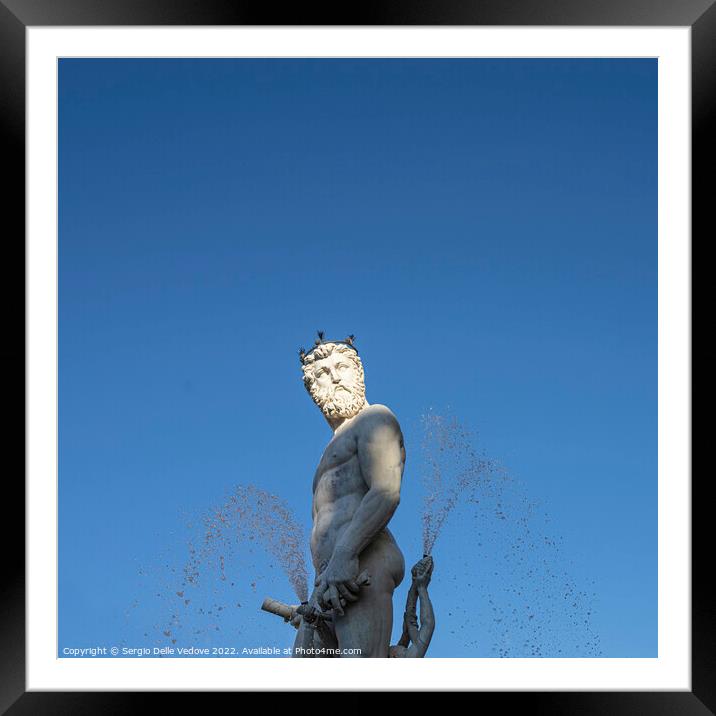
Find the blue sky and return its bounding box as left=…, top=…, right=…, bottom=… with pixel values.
left=58, top=58, right=656, bottom=658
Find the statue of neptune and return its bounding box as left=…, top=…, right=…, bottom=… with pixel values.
left=294, top=333, right=405, bottom=657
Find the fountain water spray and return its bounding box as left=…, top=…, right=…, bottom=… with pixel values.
left=417, top=409, right=601, bottom=657
left=421, top=410, right=503, bottom=555
left=130, top=484, right=311, bottom=650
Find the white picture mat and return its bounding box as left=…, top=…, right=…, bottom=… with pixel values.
left=26, top=26, right=691, bottom=691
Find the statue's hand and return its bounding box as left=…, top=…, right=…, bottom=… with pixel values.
left=411, top=555, right=434, bottom=588
left=315, top=547, right=361, bottom=616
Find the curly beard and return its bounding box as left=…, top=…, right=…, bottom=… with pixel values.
left=310, top=380, right=366, bottom=419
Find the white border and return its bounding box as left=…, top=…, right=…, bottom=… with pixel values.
left=27, top=27, right=691, bottom=691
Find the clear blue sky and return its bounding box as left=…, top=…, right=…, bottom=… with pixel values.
left=58, top=58, right=656, bottom=658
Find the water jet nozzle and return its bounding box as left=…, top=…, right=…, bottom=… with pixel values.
left=261, top=597, right=297, bottom=622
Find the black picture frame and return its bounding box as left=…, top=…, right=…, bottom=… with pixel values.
left=3, top=0, right=703, bottom=710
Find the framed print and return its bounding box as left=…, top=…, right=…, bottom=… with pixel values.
left=4, top=0, right=704, bottom=710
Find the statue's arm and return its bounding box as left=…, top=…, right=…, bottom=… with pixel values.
left=408, top=585, right=435, bottom=658
left=399, top=583, right=419, bottom=647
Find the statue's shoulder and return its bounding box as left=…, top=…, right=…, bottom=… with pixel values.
left=356, top=404, right=402, bottom=434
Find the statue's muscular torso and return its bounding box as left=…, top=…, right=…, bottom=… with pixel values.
left=310, top=404, right=405, bottom=584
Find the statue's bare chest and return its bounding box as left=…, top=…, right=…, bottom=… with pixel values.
left=313, top=430, right=365, bottom=499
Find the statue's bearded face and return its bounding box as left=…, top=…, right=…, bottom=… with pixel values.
left=302, top=345, right=366, bottom=419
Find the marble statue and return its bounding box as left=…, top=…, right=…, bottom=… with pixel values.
left=294, top=333, right=406, bottom=657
